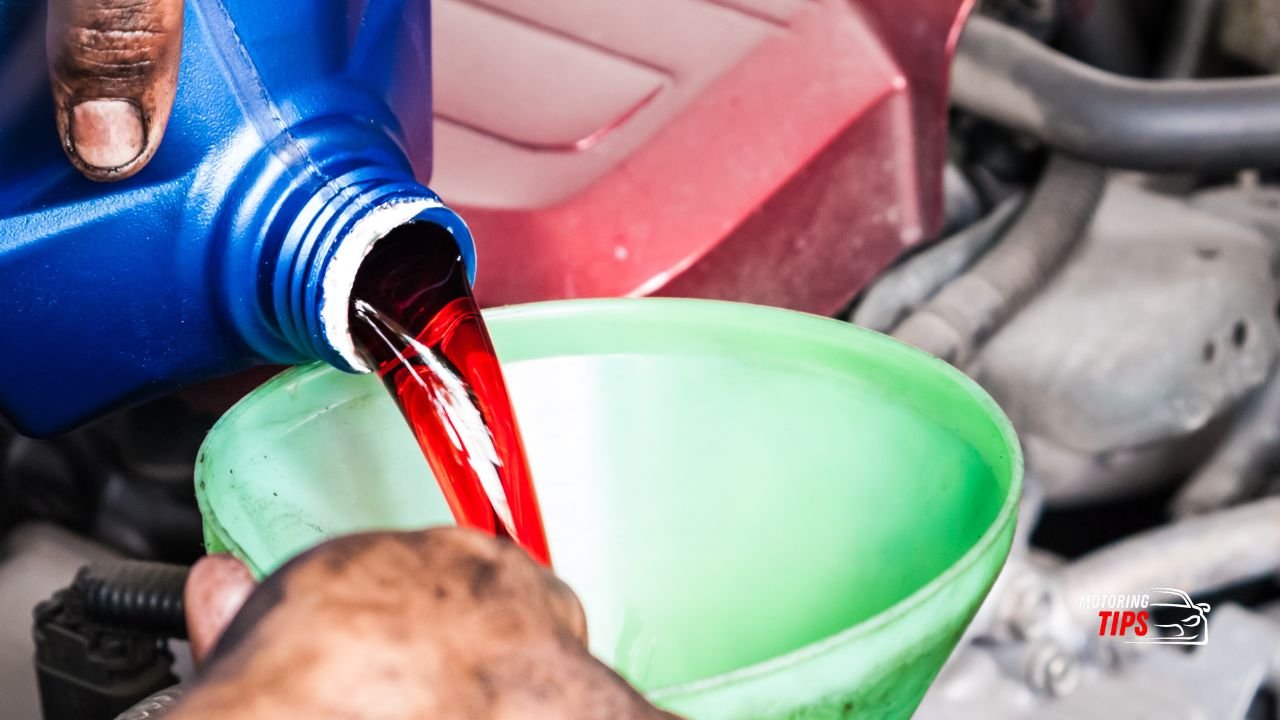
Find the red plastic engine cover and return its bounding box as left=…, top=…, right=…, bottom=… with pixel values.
left=431, top=0, right=970, bottom=313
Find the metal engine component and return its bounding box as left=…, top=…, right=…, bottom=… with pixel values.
left=887, top=10, right=1280, bottom=716
left=919, top=603, right=1280, bottom=718
left=1058, top=497, right=1280, bottom=605
left=1174, top=367, right=1280, bottom=515
left=1220, top=0, right=1280, bottom=71
left=971, top=181, right=1280, bottom=504
left=919, top=498, right=1280, bottom=719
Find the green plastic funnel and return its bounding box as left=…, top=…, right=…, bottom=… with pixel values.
left=195, top=298, right=1020, bottom=719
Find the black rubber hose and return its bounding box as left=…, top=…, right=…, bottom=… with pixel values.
left=893, top=155, right=1106, bottom=365
left=953, top=16, right=1280, bottom=171
left=74, top=561, right=189, bottom=639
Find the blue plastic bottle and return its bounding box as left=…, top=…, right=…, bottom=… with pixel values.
left=0, top=0, right=474, bottom=437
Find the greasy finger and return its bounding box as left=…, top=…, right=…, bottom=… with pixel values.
left=184, top=554, right=256, bottom=665
left=47, top=0, right=184, bottom=180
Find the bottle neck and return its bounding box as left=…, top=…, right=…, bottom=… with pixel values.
left=222, top=117, right=475, bottom=372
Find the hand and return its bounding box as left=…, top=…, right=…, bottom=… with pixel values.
left=47, top=0, right=184, bottom=181
left=176, top=528, right=679, bottom=719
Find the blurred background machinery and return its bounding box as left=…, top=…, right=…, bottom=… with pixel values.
left=9, top=0, right=1280, bottom=717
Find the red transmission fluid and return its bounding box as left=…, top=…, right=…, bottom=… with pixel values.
left=351, top=224, right=551, bottom=566
left=430, top=0, right=971, bottom=315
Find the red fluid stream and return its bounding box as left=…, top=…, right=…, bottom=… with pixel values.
left=350, top=224, right=551, bottom=566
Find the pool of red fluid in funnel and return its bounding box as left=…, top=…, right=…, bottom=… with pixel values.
left=350, top=223, right=551, bottom=566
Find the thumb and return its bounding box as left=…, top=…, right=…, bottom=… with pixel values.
left=185, top=554, right=256, bottom=666
left=47, top=0, right=184, bottom=181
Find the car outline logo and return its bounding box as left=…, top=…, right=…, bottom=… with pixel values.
left=1125, top=587, right=1211, bottom=645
